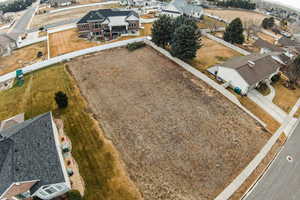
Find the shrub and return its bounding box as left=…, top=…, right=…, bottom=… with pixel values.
left=67, top=190, right=82, bottom=200
left=37, top=51, right=43, bottom=58
left=127, top=42, right=146, bottom=51
left=55, top=91, right=68, bottom=109
left=271, top=74, right=281, bottom=83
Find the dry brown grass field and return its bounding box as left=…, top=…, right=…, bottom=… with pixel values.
left=0, top=42, right=47, bottom=75
left=49, top=27, right=150, bottom=57
left=30, top=3, right=120, bottom=29
left=190, top=37, right=241, bottom=71
left=69, top=46, right=270, bottom=200
left=204, top=9, right=268, bottom=24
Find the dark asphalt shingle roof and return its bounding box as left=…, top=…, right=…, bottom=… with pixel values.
left=278, top=36, right=300, bottom=47
left=0, top=112, right=66, bottom=197
left=253, top=38, right=283, bottom=52
left=77, top=9, right=139, bottom=24
left=221, top=53, right=281, bottom=85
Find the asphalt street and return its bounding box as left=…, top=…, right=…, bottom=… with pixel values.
left=8, top=2, right=38, bottom=40
left=245, top=121, right=300, bottom=200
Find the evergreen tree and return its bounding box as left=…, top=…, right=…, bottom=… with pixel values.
left=171, top=25, right=200, bottom=60
left=151, top=15, right=174, bottom=47
left=55, top=91, right=68, bottom=109
left=262, top=17, right=275, bottom=29
left=223, top=18, right=244, bottom=44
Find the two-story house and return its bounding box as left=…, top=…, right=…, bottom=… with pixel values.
left=77, top=9, right=140, bottom=40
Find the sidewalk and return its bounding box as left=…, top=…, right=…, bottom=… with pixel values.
left=248, top=89, right=287, bottom=123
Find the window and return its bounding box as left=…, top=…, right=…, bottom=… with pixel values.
left=45, top=187, right=57, bottom=194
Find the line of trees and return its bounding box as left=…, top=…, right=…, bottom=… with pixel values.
left=151, top=15, right=201, bottom=60
left=216, top=0, right=256, bottom=10
left=0, top=0, right=36, bottom=14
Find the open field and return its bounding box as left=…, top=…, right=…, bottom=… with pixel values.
left=0, top=65, right=142, bottom=200
left=272, top=77, right=300, bottom=113
left=69, top=46, right=270, bottom=200
left=0, top=42, right=47, bottom=75
left=190, top=37, right=241, bottom=71
left=204, top=9, right=268, bottom=24
left=31, top=3, right=120, bottom=29
left=198, top=15, right=226, bottom=29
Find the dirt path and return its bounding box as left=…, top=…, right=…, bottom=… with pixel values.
left=20, top=74, right=34, bottom=111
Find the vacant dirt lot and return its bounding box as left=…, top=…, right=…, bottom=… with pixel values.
left=69, top=46, right=269, bottom=200
left=190, top=37, right=241, bottom=71
left=0, top=42, right=47, bottom=75
left=31, top=3, right=120, bottom=29
left=204, top=9, right=268, bottom=24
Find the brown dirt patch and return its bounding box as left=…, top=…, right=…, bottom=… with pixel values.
left=0, top=42, right=47, bottom=75
left=68, top=46, right=270, bottom=200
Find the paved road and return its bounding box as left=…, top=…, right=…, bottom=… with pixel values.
left=244, top=120, right=300, bottom=200
left=8, top=1, right=39, bottom=40
left=28, top=18, right=79, bottom=32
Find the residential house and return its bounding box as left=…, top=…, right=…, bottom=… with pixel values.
left=0, top=34, right=17, bottom=57
left=161, top=0, right=203, bottom=19
left=253, top=38, right=283, bottom=54
left=77, top=9, right=140, bottom=40
left=214, top=53, right=281, bottom=95
left=0, top=112, right=71, bottom=200
left=49, top=0, right=75, bottom=7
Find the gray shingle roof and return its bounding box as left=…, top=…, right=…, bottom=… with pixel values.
left=0, top=112, right=66, bottom=197
left=77, top=9, right=139, bottom=24
left=253, top=38, right=283, bottom=52
left=221, top=53, right=281, bottom=85
left=168, top=0, right=203, bottom=15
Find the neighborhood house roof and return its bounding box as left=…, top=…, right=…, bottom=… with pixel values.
left=165, top=0, right=203, bottom=15
left=221, top=53, right=281, bottom=85
left=278, top=36, right=300, bottom=47
left=0, top=113, right=66, bottom=197
left=253, top=38, right=283, bottom=52
left=77, top=9, right=139, bottom=24
left=0, top=34, right=15, bottom=48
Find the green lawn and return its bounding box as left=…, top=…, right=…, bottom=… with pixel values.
left=0, top=64, right=140, bottom=200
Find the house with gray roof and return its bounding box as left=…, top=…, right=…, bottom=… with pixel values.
left=49, top=0, right=76, bottom=7
left=161, top=0, right=203, bottom=19
left=214, top=53, right=281, bottom=95
left=0, top=112, right=71, bottom=200
left=77, top=9, right=140, bottom=40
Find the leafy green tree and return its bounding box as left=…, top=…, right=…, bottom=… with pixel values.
left=223, top=18, right=244, bottom=44
left=173, top=15, right=198, bottom=31
left=171, top=25, right=200, bottom=60
left=55, top=91, right=68, bottom=109
left=151, top=15, right=174, bottom=47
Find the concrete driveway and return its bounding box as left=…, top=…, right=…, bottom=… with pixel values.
left=248, top=89, right=287, bottom=123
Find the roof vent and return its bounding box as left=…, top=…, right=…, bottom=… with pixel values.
left=248, top=60, right=255, bottom=67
